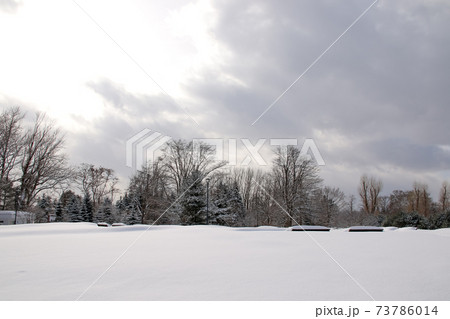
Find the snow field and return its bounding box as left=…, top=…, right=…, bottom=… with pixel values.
left=0, top=223, right=449, bottom=300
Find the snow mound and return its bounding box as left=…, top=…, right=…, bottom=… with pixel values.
left=396, top=227, right=418, bottom=231
left=291, top=225, right=330, bottom=231
left=348, top=226, right=383, bottom=232
left=234, top=226, right=286, bottom=232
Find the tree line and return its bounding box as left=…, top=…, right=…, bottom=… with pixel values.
left=1, top=106, right=449, bottom=228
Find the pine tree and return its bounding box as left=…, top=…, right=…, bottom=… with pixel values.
left=67, top=196, right=81, bottom=222
left=97, top=198, right=114, bottom=224
left=229, top=181, right=245, bottom=226
left=180, top=170, right=206, bottom=225
left=38, top=195, right=54, bottom=223
left=115, top=195, right=125, bottom=211
left=127, top=202, right=140, bottom=225
left=115, top=197, right=123, bottom=223
left=117, top=193, right=136, bottom=223
left=0, top=178, right=16, bottom=210
left=211, top=181, right=245, bottom=226
left=81, top=193, right=93, bottom=222
left=55, top=200, right=64, bottom=222
left=80, top=204, right=88, bottom=222
left=104, top=200, right=113, bottom=224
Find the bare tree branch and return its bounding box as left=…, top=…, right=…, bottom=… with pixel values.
left=19, top=113, right=71, bottom=207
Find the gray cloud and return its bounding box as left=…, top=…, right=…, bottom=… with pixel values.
left=172, top=0, right=450, bottom=197
left=9, top=0, right=447, bottom=198
left=68, top=79, right=208, bottom=187
left=87, top=79, right=179, bottom=116
left=86, top=79, right=202, bottom=136
left=196, top=0, right=450, bottom=136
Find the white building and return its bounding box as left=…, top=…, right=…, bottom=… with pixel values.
left=0, top=211, right=35, bottom=225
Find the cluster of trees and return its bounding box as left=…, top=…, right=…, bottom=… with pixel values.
left=0, top=107, right=69, bottom=211
left=361, top=179, right=450, bottom=229
left=1, top=106, right=450, bottom=229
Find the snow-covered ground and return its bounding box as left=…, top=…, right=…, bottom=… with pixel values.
left=0, top=223, right=449, bottom=301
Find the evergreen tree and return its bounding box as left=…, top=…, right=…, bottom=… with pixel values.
left=104, top=199, right=113, bottom=224
left=115, top=194, right=126, bottom=212
left=123, top=192, right=131, bottom=207
left=97, top=198, right=114, bottom=224
left=432, top=211, right=450, bottom=229
left=67, top=196, right=81, bottom=222
left=80, top=204, right=88, bottom=222
left=127, top=202, right=140, bottom=225
left=116, top=193, right=137, bottom=223
left=0, top=178, right=16, bottom=210
left=211, top=181, right=245, bottom=226
left=383, top=211, right=431, bottom=229
left=81, top=193, right=93, bottom=222
left=55, top=200, right=64, bottom=222
left=180, top=170, right=206, bottom=225
left=38, top=195, right=53, bottom=223
left=125, top=193, right=143, bottom=224
left=60, top=190, right=77, bottom=208
left=115, top=196, right=125, bottom=223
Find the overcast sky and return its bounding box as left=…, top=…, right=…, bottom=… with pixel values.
left=1, top=0, right=449, bottom=199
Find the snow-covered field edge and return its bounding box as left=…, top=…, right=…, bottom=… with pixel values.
left=0, top=223, right=449, bottom=301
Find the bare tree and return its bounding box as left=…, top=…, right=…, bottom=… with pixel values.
left=272, top=145, right=322, bottom=226
left=161, top=139, right=227, bottom=193
left=358, top=175, right=383, bottom=215
left=230, top=167, right=256, bottom=212
left=19, top=113, right=70, bottom=208
left=440, top=181, right=449, bottom=213
left=359, top=175, right=370, bottom=214
left=0, top=107, right=24, bottom=209
left=411, top=182, right=431, bottom=217
left=77, top=163, right=118, bottom=212
left=388, top=190, right=409, bottom=215
left=378, top=196, right=390, bottom=215
left=348, top=194, right=356, bottom=215
left=412, top=182, right=422, bottom=212
left=230, top=167, right=274, bottom=226
left=312, top=186, right=346, bottom=227
left=421, top=185, right=431, bottom=217
left=339, top=194, right=366, bottom=227
left=128, top=160, right=169, bottom=224
left=250, top=171, right=278, bottom=226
